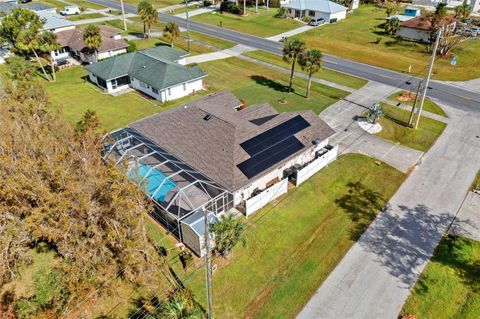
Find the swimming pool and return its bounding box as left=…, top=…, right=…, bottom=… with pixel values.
left=129, top=163, right=177, bottom=202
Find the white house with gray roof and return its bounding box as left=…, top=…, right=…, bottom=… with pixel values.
left=85, top=46, right=206, bottom=102
left=282, top=0, right=348, bottom=23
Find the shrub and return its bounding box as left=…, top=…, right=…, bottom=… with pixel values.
left=203, top=0, right=212, bottom=6
left=220, top=1, right=242, bottom=14
left=269, top=0, right=281, bottom=8
left=302, top=15, right=312, bottom=23
left=126, top=40, right=137, bottom=53
left=274, top=6, right=285, bottom=18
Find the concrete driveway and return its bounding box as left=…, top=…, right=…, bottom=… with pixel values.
left=297, top=103, right=480, bottom=319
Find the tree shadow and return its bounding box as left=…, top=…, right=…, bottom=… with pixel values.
left=251, top=75, right=289, bottom=93
left=335, top=182, right=385, bottom=241
left=356, top=203, right=455, bottom=288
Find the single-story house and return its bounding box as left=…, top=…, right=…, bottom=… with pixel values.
left=387, top=6, right=421, bottom=23
left=282, top=0, right=348, bottom=23
left=396, top=16, right=457, bottom=43
left=85, top=46, right=206, bottom=102
left=51, top=25, right=128, bottom=63
left=102, top=91, right=337, bottom=255
left=0, top=2, right=74, bottom=33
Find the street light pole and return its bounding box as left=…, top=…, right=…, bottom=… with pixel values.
left=414, top=24, right=443, bottom=129
left=120, top=0, right=127, bottom=31
left=185, top=0, right=190, bottom=52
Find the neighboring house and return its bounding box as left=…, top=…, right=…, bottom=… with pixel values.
left=281, top=0, right=359, bottom=10
left=282, top=0, right=348, bottom=23
left=51, top=25, right=128, bottom=63
left=387, top=6, right=421, bottom=23
left=413, top=0, right=479, bottom=12
left=396, top=16, right=457, bottom=43
left=102, top=91, right=337, bottom=255
left=85, top=46, right=206, bottom=102
left=0, top=2, right=74, bottom=33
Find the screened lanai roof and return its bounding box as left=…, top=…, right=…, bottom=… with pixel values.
left=102, top=127, right=230, bottom=220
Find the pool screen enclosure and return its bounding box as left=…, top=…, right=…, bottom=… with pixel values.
left=102, top=127, right=233, bottom=240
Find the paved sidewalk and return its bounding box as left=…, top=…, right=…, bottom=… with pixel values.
left=184, top=44, right=253, bottom=64
left=298, top=102, right=480, bottom=319
left=450, top=191, right=480, bottom=241
left=320, top=82, right=424, bottom=172
left=266, top=25, right=314, bottom=42
left=174, top=5, right=217, bottom=18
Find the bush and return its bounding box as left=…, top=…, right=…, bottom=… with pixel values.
left=220, top=1, right=242, bottom=14
left=126, top=40, right=137, bottom=53
left=274, top=6, right=285, bottom=18
left=203, top=0, right=212, bottom=6
left=302, top=15, right=312, bottom=23
left=269, top=0, right=281, bottom=8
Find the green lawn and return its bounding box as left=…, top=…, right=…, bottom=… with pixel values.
left=192, top=7, right=303, bottom=38
left=376, top=103, right=446, bottom=152
left=44, top=67, right=212, bottom=131
left=388, top=90, right=448, bottom=118
left=67, top=12, right=105, bottom=21
left=201, top=57, right=349, bottom=115
left=402, top=236, right=480, bottom=319
left=293, top=5, right=480, bottom=81
left=67, top=0, right=106, bottom=9
left=244, top=50, right=368, bottom=89
left=188, top=31, right=236, bottom=50
left=130, top=37, right=213, bottom=55
left=36, top=0, right=66, bottom=11
left=471, top=170, right=480, bottom=191
left=183, top=154, right=406, bottom=318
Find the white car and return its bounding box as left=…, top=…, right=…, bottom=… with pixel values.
left=60, top=6, right=81, bottom=16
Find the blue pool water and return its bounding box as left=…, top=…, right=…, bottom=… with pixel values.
left=129, top=163, right=177, bottom=202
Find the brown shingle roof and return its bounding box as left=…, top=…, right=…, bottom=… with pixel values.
left=55, top=25, right=128, bottom=53
left=399, top=16, right=456, bottom=31
left=129, top=91, right=335, bottom=192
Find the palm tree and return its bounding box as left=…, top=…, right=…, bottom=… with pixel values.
left=209, top=213, right=246, bottom=257
left=39, top=31, right=60, bottom=82
left=455, top=2, right=472, bottom=19
left=144, top=5, right=159, bottom=39
left=384, top=17, right=400, bottom=35
left=367, top=103, right=384, bottom=124
left=282, top=39, right=306, bottom=93
left=163, top=22, right=180, bottom=47
left=298, top=49, right=322, bottom=99
left=83, top=24, right=102, bottom=63
left=138, top=0, right=151, bottom=36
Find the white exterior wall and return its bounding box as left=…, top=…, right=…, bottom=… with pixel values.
left=51, top=47, right=70, bottom=61
left=244, top=178, right=288, bottom=216
left=233, top=146, right=317, bottom=205
left=351, top=0, right=359, bottom=9
left=176, top=57, right=187, bottom=65
left=131, top=77, right=203, bottom=102
left=396, top=27, right=431, bottom=42
left=284, top=8, right=346, bottom=22
left=49, top=25, right=75, bottom=34
left=328, top=10, right=346, bottom=22
left=97, top=48, right=127, bottom=60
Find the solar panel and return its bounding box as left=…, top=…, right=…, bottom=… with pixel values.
left=237, top=136, right=304, bottom=179
left=240, top=115, right=310, bottom=157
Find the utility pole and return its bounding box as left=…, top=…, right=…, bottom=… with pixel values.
left=203, top=208, right=214, bottom=319
left=408, top=80, right=422, bottom=126
left=120, top=0, right=127, bottom=31
left=185, top=0, right=190, bottom=52
left=414, top=24, right=443, bottom=129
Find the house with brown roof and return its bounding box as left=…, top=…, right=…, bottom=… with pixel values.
left=396, top=16, right=457, bottom=43
left=50, top=25, right=128, bottom=64
left=102, top=92, right=337, bottom=255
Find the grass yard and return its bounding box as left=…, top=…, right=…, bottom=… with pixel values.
left=67, top=12, right=105, bottom=21
left=192, top=7, right=303, bottom=38
left=244, top=50, right=368, bottom=89
left=130, top=37, right=213, bottom=55
left=67, top=0, right=106, bottom=10
left=201, top=57, right=349, bottom=114
left=36, top=0, right=66, bottom=10
left=388, top=90, right=447, bottom=118
left=44, top=67, right=212, bottom=131
left=188, top=31, right=236, bottom=50
left=401, top=236, right=480, bottom=319
left=293, top=5, right=480, bottom=81
left=182, top=154, right=406, bottom=318
left=471, top=170, right=480, bottom=191
left=376, top=103, right=446, bottom=152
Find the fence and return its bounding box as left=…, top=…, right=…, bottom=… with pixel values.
left=245, top=178, right=288, bottom=216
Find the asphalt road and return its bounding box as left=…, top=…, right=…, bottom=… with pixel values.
left=86, top=0, right=480, bottom=111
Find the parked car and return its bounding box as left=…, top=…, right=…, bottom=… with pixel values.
left=308, top=18, right=325, bottom=26
left=20, top=0, right=32, bottom=3
left=60, top=6, right=81, bottom=15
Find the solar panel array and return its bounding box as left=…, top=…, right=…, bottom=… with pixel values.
left=237, top=115, right=310, bottom=179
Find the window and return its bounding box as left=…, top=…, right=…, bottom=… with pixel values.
left=140, top=81, right=147, bottom=89
left=97, top=77, right=107, bottom=89
left=308, top=10, right=315, bottom=17
left=183, top=83, right=187, bottom=91
left=168, top=88, right=171, bottom=96
left=152, top=87, right=158, bottom=94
